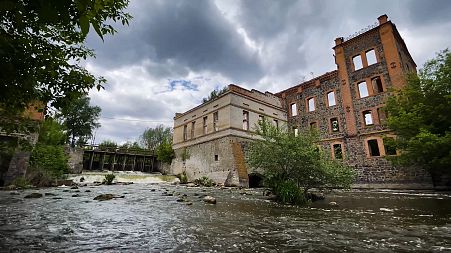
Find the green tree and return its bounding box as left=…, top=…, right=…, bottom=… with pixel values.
left=156, top=138, right=175, bottom=164
left=98, top=139, right=117, bottom=151
left=247, top=120, right=355, bottom=205
left=0, top=0, right=131, bottom=131
left=202, top=87, right=228, bottom=103
left=385, top=49, right=451, bottom=181
left=59, top=96, right=101, bottom=147
left=140, top=125, right=172, bottom=171
left=37, top=117, right=66, bottom=146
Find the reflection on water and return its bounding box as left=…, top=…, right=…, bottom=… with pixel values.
left=0, top=184, right=450, bottom=252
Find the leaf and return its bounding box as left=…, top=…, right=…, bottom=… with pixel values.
left=79, top=15, right=90, bottom=36
left=92, top=22, right=104, bottom=41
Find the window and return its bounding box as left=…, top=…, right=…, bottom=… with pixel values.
left=367, top=139, right=380, bottom=156
left=274, top=119, right=279, bottom=129
left=366, top=49, right=377, bottom=65
left=183, top=125, right=188, bottom=141
left=358, top=81, right=369, bottom=98
left=214, top=154, right=219, bottom=161
left=290, top=103, right=297, bottom=116
left=327, top=91, right=336, bottom=107
left=384, top=137, right=397, bottom=156
left=363, top=110, right=373, bottom=126
left=259, top=115, right=265, bottom=122
left=372, top=76, right=384, bottom=94
left=191, top=121, right=195, bottom=138
left=213, top=111, right=218, bottom=132
left=203, top=116, right=208, bottom=134
left=353, top=55, right=363, bottom=70
left=333, top=144, right=343, bottom=159
left=294, top=127, right=299, bottom=137
left=307, top=97, right=315, bottom=112
left=243, top=111, right=249, bottom=130
left=377, top=108, right=386, bottom=124
left=330, top=118, right=339, bottom=132
left=310, top=121, right=318, bottom=129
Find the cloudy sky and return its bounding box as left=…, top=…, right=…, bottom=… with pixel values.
left=85, top=0, right=451, bottom=144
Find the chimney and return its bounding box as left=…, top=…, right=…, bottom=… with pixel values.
left=335, top=37, right=344, bottom=46
left=378, top=14, right=388, bottom=25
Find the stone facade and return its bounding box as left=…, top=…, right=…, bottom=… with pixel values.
left=171, top=85, right=286, bottom=186
left=65, top=146, right=84, bottom=174
left=172, top=15, right=433, bottom=188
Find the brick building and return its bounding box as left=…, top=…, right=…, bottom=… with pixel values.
left=172, top=15, right=432, bottom=188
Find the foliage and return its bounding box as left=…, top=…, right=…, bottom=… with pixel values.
left=156, top=138, right=175, bottom=164
left=30, top=144, right=69, bottom=179
left=194, top=176, right=215, bottom=187
left=98, top=139, right=117, bottom=151
left=140, top=125, right=172, bottom=152
left=202, top=87, right=228, bottom=103
left=103, top=174, right=115, bottom=185
left=385, top=49, right=451, bottom=176
left=176, top=171, right=188, bottom=184
left=38, top=117, right=66, bottom=145
left=181, top=148, right=190, bottom=162
left=0, top=0, right=131, bottom=133
left=120, top=141, right=142, bottom=150
left=247, top=120, right=355, bottom=205
left=59, top=96, right=101, bottom=147
left=10, top=176, right=32, bottom=189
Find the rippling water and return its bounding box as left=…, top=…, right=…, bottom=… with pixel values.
left=0, top=184, right=450, bottom=252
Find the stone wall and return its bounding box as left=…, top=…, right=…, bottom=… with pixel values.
left=3, top=151, right=30, bottom=185
left=65, top=146, right=84, bottom=174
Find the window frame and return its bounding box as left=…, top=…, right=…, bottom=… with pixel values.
left=306, top=97, right=316, bottom=112
left=326, top=90, right=336, bottom=107
left=363, top=110, right=374, bottom=126
left=353, top=54, right=363, bottom=71
left=358, top=81, right=370, bottom=98
left=365, top=49, right=378, bottom=66
left=290, top=103, right=297, bottom=116
left=242, top=110, right=249, bottom=131
left=329, top=117, right=340, bottom=133
left=213, top=111, right=219, bottom=132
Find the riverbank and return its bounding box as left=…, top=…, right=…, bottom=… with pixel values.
left=1, top=183, right=450, bottom=252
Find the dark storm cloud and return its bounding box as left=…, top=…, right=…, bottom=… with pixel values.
left=88, top=0, right=263, bottom=83
left=405, top=0, right=451, bottom=25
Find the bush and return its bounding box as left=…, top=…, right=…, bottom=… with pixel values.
left=176, top=171, right=188, bottom=184
left=103, top=174, right=115, bottom=185
left=11, top=176, right=32, bottom=189
left=194, top=176, right=215, bottom=187
left=266, top=176, right=308, bottom=205
left=30, top=144, right=69, bottom=179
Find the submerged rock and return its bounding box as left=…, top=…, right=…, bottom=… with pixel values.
left=93, top=194, right=124, bottom=201
left=9, top=191, right=20, bottom=195
left=70, top=186, right=78, bottom=189
left=329, top=201, right=338, bottom=206
left=72, top=194, right=80, bottom=197
left=203, top=196, right=217, bottom=204
left=185, top=202, right=193, bottom=206
left=85, top=190, right=91, bottom=192
left=45, top=193, right=57, bottom=196
left=24, top=193, right=43, bottom=198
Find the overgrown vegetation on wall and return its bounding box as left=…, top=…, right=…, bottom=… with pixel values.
left=247, top=120, right=355, bottom=205
left=385, top=49, right=451, bottom=182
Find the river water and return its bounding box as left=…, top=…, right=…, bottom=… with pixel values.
left=0, top=183, right=450, bottom=252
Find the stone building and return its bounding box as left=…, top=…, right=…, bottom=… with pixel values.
left=171, top=85, right=287, bottom=187
left=172, top=15, right=432, bottom=188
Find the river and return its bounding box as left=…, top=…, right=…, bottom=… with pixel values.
left=0, top=183, right=450, bottom=252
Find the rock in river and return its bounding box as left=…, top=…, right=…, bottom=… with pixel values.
left=93, top=194, right=124, bottom=201
left=203, top=196, right=217, bottom=204
left=24, top=193, right=43, bottom=199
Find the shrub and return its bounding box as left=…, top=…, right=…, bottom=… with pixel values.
left=30, top=144, right=69, bottom=179
left=176, top=171, right=188, bottom=184
left=103, top=174, right=115, bottom=185
left=194, top=176, right=215, bottom=187
left=11, top=176, right=32, bottom=189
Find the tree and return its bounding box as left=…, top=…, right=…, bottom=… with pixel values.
left=37, top=117, right=66, bottom=146
left=0, top=0, right=131, bottom=129
left=59, top=96, right=101, bottom=147
left=140, top=125, right=172, bottom=171
left=156, top=138, right=175, bottom=164
left=385, top=49, right=451, bottom=181
left=202, top=87, right=228, bottom=103
left=247, top=120, right=355, bottom=205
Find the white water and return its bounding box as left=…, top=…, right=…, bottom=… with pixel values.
left=68, top=171, right=180, bottom=184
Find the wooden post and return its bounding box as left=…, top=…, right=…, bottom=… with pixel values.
left=122, top=155, right=127, bottom=171
left=132, top=155, right=136, bottom=171
left=112, top=152, right=116, bottom=171
left=88, top=151, right=94, bottom=170
left=100, top=153, right=105, bottom=171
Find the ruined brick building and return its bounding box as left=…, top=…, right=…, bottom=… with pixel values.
left=171, top=15, right=432, bottom=188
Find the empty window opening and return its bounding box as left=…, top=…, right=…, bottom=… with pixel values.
left=308, top=97, right=315, bottom=112
left=214, top=154, right=219, bottom=161
left=366, top=49, right=377, bottom=65
left=363, top=111, right=373, bottom=125
left=203, top=116, right=208, bottom=134
left=259, top=115, right=265, bottom=122
left=310, top=122, right=318, bottom=129
left=372, top=76, right=384, bottom=93
left=248, top=173, right=264, bottom=188
left=183, top=125, right=188, bottom=141
left=191, top=121, right=195, bottom=138
left=377, top=108, right=386, bottom=124
left=358, top=81, right=369, bottom=98
left=327, top=91, right=336, bottom=107
left=330, top=118, right=340, bottom=132
left=290, top=103, right=297, bottom=116
left=213, top=111, right=219, bottom=132
left=353, top=55, right=363, bottom=70
left=367, top=139, right=380, bottom=156
left=333, top=144, right=343, bottom=159
left=243, top=111, right=249, bottom=130
left=384, top=137, right=397, bottom=156
left=274, top=119, right=279, bottom=129
left=294, top=127, right=299, bottom=137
